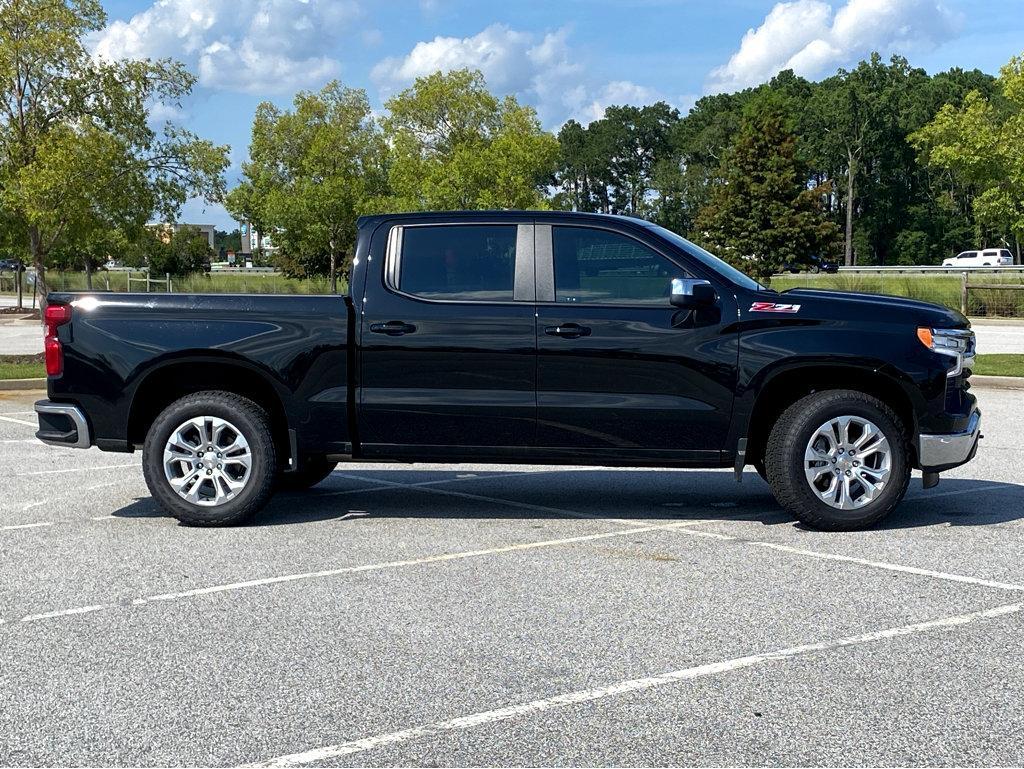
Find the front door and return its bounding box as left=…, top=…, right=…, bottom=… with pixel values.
left=534, top=223, right=737, bottom=462
left=358, top=220, right=537, bottom=457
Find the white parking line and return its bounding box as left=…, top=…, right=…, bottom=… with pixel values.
left=905, top=482, right=1019, bottom=502
left=333, top=472, right=681, bottom=528
left=339, top=473, right=1024, bottom=594
left=247, top=601, right=1024, bottom=767
left=743, top=540, right=1024, bottom=592
left=5, top=518, right=715, bottom=626
left=1, top=521, right=52, bottom=531
left=0, top=414, right=35, bottom=426
left=15, top=462, right=137, bottom=477
left=311, top=470, right=550, bottom=499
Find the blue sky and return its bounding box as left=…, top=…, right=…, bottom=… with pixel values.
left=89, top=0, right=1024, bottom=229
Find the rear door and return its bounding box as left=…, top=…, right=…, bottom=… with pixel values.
left=358, top=219, right=537, bottom=457
left=533, top=222, right=737, bottom=462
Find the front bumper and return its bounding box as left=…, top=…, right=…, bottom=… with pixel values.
left=35, top=400, right=91, bottom=449
left=918, top=408, right=981, bottom=472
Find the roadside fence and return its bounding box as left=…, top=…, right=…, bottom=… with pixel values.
left=961, top=272, right=1024, bottom=318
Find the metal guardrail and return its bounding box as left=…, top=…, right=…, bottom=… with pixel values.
left=836, top=265, right=1024, bottom=274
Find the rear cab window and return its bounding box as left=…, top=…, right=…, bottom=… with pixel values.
left=393, top=225, right=517, bottom=302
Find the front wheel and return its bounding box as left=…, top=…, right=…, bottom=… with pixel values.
left=764, top=390, right=910, bottom=531
left=142, top=391, right=276, bottom=526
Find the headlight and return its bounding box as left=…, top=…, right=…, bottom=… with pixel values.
left=917, top=327, right=975, bottom=377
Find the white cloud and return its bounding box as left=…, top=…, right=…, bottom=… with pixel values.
left=580, top=81, right=665, bottom=123
left=708, top=0, right=961, bottom=92
left=91, top=0, right=360, bottom=94
left=371, top=23, right=668, bottom=127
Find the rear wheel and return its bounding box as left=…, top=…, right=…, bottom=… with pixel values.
left=277, top=457, right=338, bottom=491
left=764, top=390, right=910, bottom=531
left=142, top=391, right=276, bottom=526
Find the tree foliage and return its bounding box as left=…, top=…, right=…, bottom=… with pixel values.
left=228, top=82, right=385, bottom=289
left=694, top=102, right=838, bottom=279
left=912, top=55, right=1024, bottom=252
left=0, top=0, right=228, bottom=300
left=379, top=69, right=558, bottom=211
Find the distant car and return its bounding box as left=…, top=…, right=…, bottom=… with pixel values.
left=783, top=254, right=839, bottom=274
left=0, top=258, right=21, bottom=272
left=943, top=249, right=1013, bottom=267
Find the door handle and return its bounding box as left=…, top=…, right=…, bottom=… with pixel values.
left=370, top=321, right=417, bottom=336
left=544, top=323, right=591, bottom=339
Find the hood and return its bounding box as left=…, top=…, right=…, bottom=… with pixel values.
left=774, top=288, right=969, bottom=329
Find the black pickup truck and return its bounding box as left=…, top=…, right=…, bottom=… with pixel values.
left=34, top=211, right=980, bottom=530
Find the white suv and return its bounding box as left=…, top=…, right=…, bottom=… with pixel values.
left=943, top=249, right=1014, bottom=267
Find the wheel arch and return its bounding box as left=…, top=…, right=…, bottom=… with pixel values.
left=744, top=363, right=919, bottom=469
left=127, top=355, right=291, bottom=464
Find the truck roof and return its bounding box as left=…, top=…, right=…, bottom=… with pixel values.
left=356, top=210, right=652, bottom=229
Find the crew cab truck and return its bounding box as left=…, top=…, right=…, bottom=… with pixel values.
left=34, top=211, right=981, bottom=530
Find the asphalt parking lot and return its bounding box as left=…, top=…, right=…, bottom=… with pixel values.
left=1, top=386, right=1023, bottom=767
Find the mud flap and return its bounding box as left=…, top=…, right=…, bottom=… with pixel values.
left=734, top=437, right=747, bottom=483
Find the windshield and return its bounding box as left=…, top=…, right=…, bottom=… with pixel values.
left=643, top=223, right=767, bottom=291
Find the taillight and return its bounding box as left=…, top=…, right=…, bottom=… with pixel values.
left=44, top=304, right=71, bottom=376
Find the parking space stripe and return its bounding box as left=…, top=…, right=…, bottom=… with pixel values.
left=129, top=520, right=713, bottom=605
left=333, top=472, right=687, bottom=528
left=0, top=414, right=35, bottom=426
left=905, top=482, right=1018, bottom=502
left=246, top=601, right=1024, bottom=767
left=14, top=462, right=137, bottom=477
left=1, top=521, right=52, bottom=531
left=342, top=473, right=1024, bottom=594
left=2, top=519, right=714, bottom=627
left=741, top=540, right=1024, bottom=591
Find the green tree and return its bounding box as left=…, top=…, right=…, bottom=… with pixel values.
left=0, top=0, right=228, bottom=304
left=229, top=82, right=385, bottom=290
left=214, top=229, right=242, bottom=254
left=694, top=103, right=838, bottom=280
left=912, top=54, right=1024, bottom=261
left=380, top=69, right=558, bottom=211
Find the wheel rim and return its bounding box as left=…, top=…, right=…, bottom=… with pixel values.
left=804, top=415, right=892, bottom=511
left=162, top=416, right=253, bottom=507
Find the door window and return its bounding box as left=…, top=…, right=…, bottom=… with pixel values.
left=397, top=225, right=516, bottom=301
left=552, top=227, right=685, bottom=305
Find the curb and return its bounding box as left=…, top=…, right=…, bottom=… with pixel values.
left=0, top=378, right=45, bottom=391
left=971, top=375, right=1024, bottom=391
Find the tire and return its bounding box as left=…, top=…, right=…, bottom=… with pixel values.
left=277, top=457, right=338, bottom=491
left=142, top=391, right=276, bottom=526
left=753, top=458, right=768, bottom=483
left=764, top=389, right=910, bottom=531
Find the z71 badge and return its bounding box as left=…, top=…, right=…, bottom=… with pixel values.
left=750, top=302, right=801, bottom=313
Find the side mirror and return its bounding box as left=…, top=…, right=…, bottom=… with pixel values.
left=670, top=278, right=717, bottom=309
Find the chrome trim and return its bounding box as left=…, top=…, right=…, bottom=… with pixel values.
left=804, top=415, right=892, bottom=510
left=34, top=400, right=91, bottom=449
left=162, top=415, right=253, bottom=507
left=918, top=409, right=981, bottom=468
left=930, top=328, right=975, bottom=377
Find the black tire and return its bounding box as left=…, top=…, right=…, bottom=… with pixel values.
left=142, top=391, right=276, bottom=526
left=764, top=389, right=911, bottom=531
left=277, top=457, right=338, bottom=491
left=753, top=458, right=769, bottom=483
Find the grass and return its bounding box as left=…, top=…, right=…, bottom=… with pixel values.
left=973, top=354, right=1024, bottom=377
left=771, top=273, right=1024, bottom=317
left=0, top=270, right=347, bottom=295
left=4, top=270, right=1024, bottom=315
left=0, top=354, right=44, bottom=380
